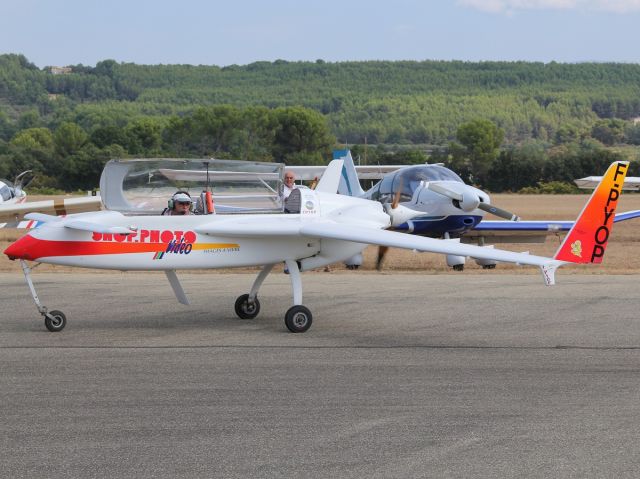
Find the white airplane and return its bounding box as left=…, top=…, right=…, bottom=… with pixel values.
left=335, top=150, right=640, bottom=270
left=288, top=162, right=404, bottom=181
left=3, top=157, right=630, bottom=334
left=575, top=175, right=640, bottom=191
left=0, top=170, right=102, bottom=224
left=0, top=171, right=32, bottom=206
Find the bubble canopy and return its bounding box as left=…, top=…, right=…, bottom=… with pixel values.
left=373, top=164, right=463, bottom=202
left=99, top=158, right=284, bottom=215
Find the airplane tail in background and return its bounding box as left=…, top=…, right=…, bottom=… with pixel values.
left=555, top=161, right=629, bottom=264
left=335, top=150, right=365, bottom=197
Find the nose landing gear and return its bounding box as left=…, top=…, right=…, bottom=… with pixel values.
left=20, top=260, right=66, bottom=332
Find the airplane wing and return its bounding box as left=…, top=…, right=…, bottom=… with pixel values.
left=300, top=222, right=558, bottom=267
left=197, top=214, right=562, bottom=284
left=0, top=196, right=102, bottom=222
left=575, top=176, right=640, bottom=191
left=463, top=210, right=640, bottom=244
left=288, top=165, right=405, bottom=181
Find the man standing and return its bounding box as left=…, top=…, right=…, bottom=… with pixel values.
left=282, top=171, right=297, bottom=199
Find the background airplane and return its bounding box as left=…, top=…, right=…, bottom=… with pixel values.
left=575, top=175, right=640, bottom=191
left=0, top=169, right=102, bottom=225
left=334, top=150, right=640, bottom=270
left=0, top=171, right=32, bottom=206
left=288, top=163, right=403, bottom=182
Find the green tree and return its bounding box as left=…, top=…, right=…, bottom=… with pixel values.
left=54, top=122, right=88, bottom=158
left=125, top=118, right=163, bottom=154
left=455, top=119, right=504, bottom=186
left=271, top=107, right=335, bottom=165
left=591, top=119, right=626, bottom=146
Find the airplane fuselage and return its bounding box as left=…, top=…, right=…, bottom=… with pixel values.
left=5, top=191, right=380, bottom=272
left=364, top=179, right=489, bottom=237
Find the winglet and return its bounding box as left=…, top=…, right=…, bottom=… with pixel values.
left=540, top=262, right=560, bottom=286
left=555, top=161, right=629, bottom=264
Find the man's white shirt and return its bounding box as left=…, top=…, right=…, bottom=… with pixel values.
left=283, top=184, right=297, bottom=199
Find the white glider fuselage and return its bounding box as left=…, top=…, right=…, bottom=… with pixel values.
left=9, top=191, right=385, bottom=271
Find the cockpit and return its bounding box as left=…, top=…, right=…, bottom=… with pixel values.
left=370, top=165, right=463, bottom=203
left=0, top=182, right=13, bottom=202
left=99, top=158, right=285, bottom=215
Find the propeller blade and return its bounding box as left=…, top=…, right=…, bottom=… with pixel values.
left=426, top=182, right=463, bottom=201
left=14, top=170, right=34, bottom=190
left=391, top=178, right=404, bottom=209
left=478, top=202, right=520, bottom=221
left=376, top=246, right=389, bottom=270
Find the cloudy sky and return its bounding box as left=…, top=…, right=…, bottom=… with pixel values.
left=1, top=0, right=639, bottom=67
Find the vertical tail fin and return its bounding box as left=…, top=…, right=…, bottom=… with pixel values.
left=555, top=161, right=629, bottom=264
left=336, top=150, right=365, bottom=197
left=315, top=159, right=345, bottom=193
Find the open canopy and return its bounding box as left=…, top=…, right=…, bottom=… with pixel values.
left=99, top=158, right=285, bottom=215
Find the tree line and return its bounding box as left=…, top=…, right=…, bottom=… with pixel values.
left=1, top=54, right=639, bottom=191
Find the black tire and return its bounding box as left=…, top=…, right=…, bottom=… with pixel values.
left=234, top=294, right=261, bottom=319
left=44, top=310, right=66, bottom=332
left=284, top=305, right=313, bottom=333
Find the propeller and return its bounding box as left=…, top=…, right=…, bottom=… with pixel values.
left=426, top=182, right=520, bottom=221
left=13, top=170, right=35, bottom=190
left=377, top=179, right=423, bottom=270
left=476, top=202, right=520, bottom=221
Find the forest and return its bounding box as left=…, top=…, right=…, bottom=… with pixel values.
left=1, top=53, right=639, bottom=191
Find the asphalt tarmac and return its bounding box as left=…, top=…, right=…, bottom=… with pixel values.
left=2, top=271, right=640, bottom=478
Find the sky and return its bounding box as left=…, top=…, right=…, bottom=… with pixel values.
left=1, top=0, right=640, bottom=67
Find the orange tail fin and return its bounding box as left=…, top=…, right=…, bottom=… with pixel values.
left=555, top=161, right=629, bottom=264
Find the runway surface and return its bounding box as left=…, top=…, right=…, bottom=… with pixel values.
left=2, top=271, right=640, bottom=478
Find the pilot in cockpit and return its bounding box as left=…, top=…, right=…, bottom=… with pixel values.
left=162, top=191, right=194, bottom=216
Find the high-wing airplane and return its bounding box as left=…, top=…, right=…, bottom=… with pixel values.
left=287, top=163, right=404, bottom=181
left=335, top=150, right=640, bottom=271
left=575, top=175, right=640, bottom=191
left=0, top=169, right=102, bottom=224
left=3, top=157, right=630, bottom=334
left=0, top=171, right=32, bottom=206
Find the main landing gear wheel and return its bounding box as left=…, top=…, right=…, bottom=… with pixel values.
left=44, top=310, right=66, bottom=332
left=284, top=305, right=312, bottom=333
left=234, top=294, right=261, bottom=319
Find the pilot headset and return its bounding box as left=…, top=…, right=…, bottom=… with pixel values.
left=168, top=191, right=193, bottom=211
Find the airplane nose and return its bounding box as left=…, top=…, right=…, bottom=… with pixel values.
left=4, top=234, right=37, bottom=261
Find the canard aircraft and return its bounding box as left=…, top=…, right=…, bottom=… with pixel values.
left=333, top=150, right=640, bottom=271
left=3, top=158, right=629, bottom=333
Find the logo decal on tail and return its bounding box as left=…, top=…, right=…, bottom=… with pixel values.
left=570, top=240, right=582, bottom=258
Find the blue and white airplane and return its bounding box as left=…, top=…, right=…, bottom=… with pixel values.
left=334, top=149, right=640, bottom=270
